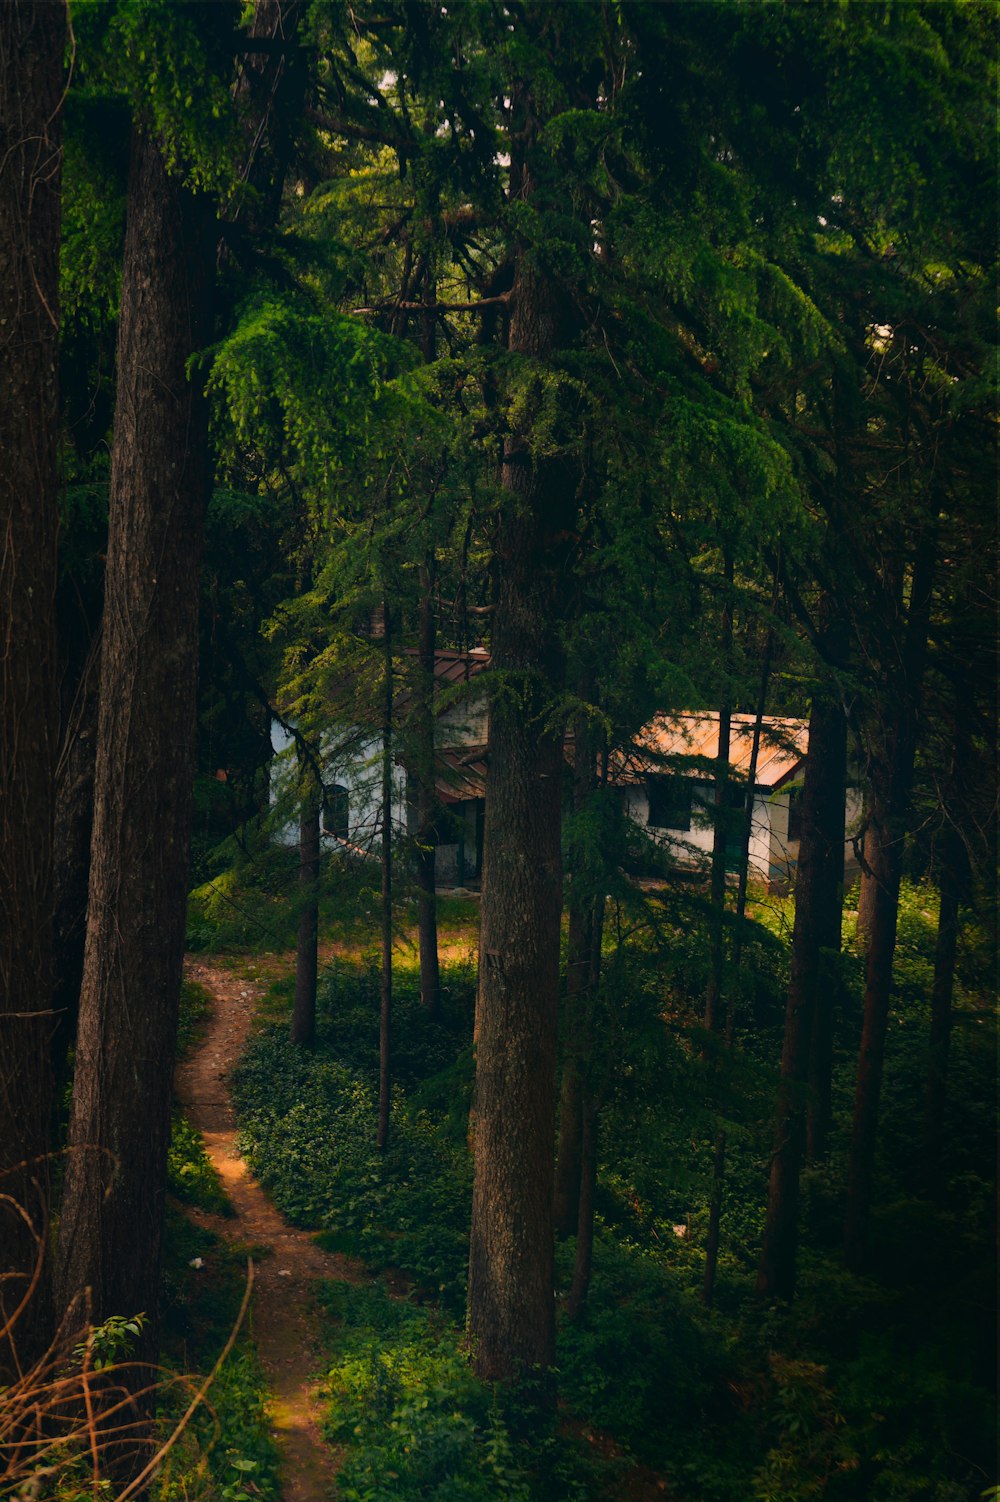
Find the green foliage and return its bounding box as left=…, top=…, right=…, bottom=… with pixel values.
left=207, top=295, right=398, bottom=488
left=167, top=1113, right=233, bottom=1217
left=231, top=961, right=476, bottom=1305
left=555, top=1233, right=734, bottom=1474
left=218, top=885, right=994, bottom=1502
left=187, top=844, right=301, bottom=952
left=177, top=979, right=213, bottom=1058
left=159, top=1211, right=282, bottom=1502
left=72, top=1310, right=146, bottom=1372
left=72, top=0, right=242, bottom=194
left=317, top=1282, right=596, bottom=1502
left=321, top=1290, right=531, bottom=1502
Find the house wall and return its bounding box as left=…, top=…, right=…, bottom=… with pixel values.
left=623, top=782, right=775, bottom=878
left=436, top=692, right=488, bottom=750
left=269, top=719, right=408, bottom=854
left=766, top=788, right=795, bottom=891
left=767, top=783, right=865, bottom=893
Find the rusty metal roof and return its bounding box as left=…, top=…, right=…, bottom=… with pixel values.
left=623, top=711, right=808, bottom=789
left=437, top=744, right=490, bottom=804
left=394, top=648, right=490, bottom=718
left=433, top=711, right=807, bottom=805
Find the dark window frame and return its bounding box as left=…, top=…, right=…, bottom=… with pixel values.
left=647, top=775, right=693, bottom=831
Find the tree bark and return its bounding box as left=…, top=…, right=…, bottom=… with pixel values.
left=803, top=686, right=848, bottom=1163
left=855, top=825, right=879, bottom=952
left=843, top=533, right=935, bottom=1272
left=56, top=116, right=216, bottom=1370
left=231, top=0, right=305, bottom=238
left=704, top=626, right=772, bottom=1308
left=567, top=1097, right=597, bottom=1320
left=0, top=0, right=65, bottom=1370
left=554, top=717, right=598, bottom=1237
left=923, top=874, right=959, bottom=1193
left=467, top=235, right=574, bottom=1381
left=51, top=634, right=101, bottom=1100
left=414, top=562, right=441, bottom=1017
left=291, top=753, right=320, bottom=1045
left=923, top=700, right=969, bottom=1194
left=377, top=610, right=393, bottom=1153
left=757, top=669, right=847, bottom=1300
left=702, top=560, right=733, bottom=1307
left=703, top=556, right=733, bottom=1035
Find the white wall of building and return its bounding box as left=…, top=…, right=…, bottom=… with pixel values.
left=269, top=719, right=408, bottom=853
left=623, top=781, right=776, bottom=877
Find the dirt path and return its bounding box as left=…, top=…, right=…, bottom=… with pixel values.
left=177, top=957, right=365, bottom=1502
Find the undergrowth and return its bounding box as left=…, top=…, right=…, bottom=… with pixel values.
left=315, top=1281, right=601, bottom=1502
left=231, top=961, right=475, bottom=1306
left=226, top=889, right=995, bottom=1502
left=158, top=1209, right=281, bottom=1501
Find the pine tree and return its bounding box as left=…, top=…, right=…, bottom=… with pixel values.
left=0, top=0, right=66, bottom=1370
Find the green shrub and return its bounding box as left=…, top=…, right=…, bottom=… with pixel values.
left=159, top=1211, right=281, bottom=1501
left=316, top=1282, right=596, bottom=1502
left=177, top=979, right=213, bottom=1058
left=167, top=1113, right=233, bottom=1217
left=231, top=1006, right=473, bottom=1305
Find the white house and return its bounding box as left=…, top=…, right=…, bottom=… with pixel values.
left=268, top=647, right=489, bottom=861
left=617, top=711, right=862, bottom=892
left=269, top=718, right=409, bottom=857
left=270, top=653, right=861, bottom=894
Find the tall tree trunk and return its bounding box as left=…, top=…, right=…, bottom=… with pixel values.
left=291, top=752, right=320, bottom=1046
left=51, top=634, right=101, bottom=1101
left=553, top=903, right=587, bottom=1238
left=567, top=877, right=606, bottom=1305
left=567, top=1096, right=597, bottom=1320
left=704, top=627, right=772, bottom=1308
left=468, top=235, right=574, bottom=1382
left=233, top=0, right=305, bottom=233
left=923, top=699, right=968, bottom=1194
left=855, top=824, right=879, bottom=952
left=415, top=561, right=441, bottom=1017
left=923, top=873, right=959, bottom=1195
left=843, top=533, right=935, bottom=1272
left=703, top=556, right=733, bottom=1035
left=803, top=683, right=848, bottom=1163
left=0, top=0, right=65, bottom=1370
left=554, top=714, right=598, bottom=1237
left=702, top=559, right=732, bottom=1307
left=56, top=112, right=216, bottom=1374
left=757, top=664, right=848, bottom=1300
left=377, top=610, right=394, bottom=1152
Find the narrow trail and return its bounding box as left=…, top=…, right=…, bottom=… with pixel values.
left=177, top=957, right=365, bottom=1502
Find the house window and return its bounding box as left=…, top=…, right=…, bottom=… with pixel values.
left=324, top=784, right=349, bottom=841
left=647, top=776, right=693, bottom=831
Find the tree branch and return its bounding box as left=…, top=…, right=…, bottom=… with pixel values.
left=351, top=292, right=512, bottom=316
left=306, top=104, right=412, bottom=153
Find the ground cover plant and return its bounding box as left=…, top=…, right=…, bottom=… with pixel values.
left=228, top=884, right=996, bottom=1502
left=157, top=1211, right=282, bottom=1502
left=232, top=960, right=476, bottom=1307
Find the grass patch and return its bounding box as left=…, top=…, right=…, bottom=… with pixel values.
left=158, top=1209, right=281, bottom=1501
left=231, top=963, right=474, bottom=1306
left=316, top=1281, right=598, bottom=1502
left=225, top=892, right=996, bottom=1502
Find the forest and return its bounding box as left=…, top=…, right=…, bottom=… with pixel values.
left=0, top=1, right=996, bottom=1499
